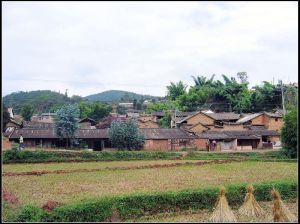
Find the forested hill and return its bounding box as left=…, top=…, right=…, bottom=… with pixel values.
left=3, top=90, right=82, bottom=114
left=84, top=90, right=161, bottom=102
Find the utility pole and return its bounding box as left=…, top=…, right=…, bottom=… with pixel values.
left=280, top=80, right=286, bottom=116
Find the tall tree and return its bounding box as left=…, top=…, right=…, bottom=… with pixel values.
left=55, top=104, right=79, bottom=148
left=166, top=81, right=187, bottom=100
left=21, top=104, right=34, bottom=121
left=109, top=119, right=144, bottom=150
left=281, top=107, right=297, bottom=158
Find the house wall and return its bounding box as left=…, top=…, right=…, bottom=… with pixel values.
left=237, top=145, right=253, bottom=151
left=79, top=122, right=92, bottom=129
left=189, top=123, right=209, bottom=132
left=192, top=138, right=208, bottom=150
left=251, top=114, right=265, bottom=125
left=266, top=117, right=284, bottom=132
left=143, top=139, right=169, bottom=151
left=186, top=113, right=214, bottom=126
left=269, top=136, right=281, bottom=147
left=222, top=123, right=245, bottom=131
left=219, top=139, right=237, bottom=150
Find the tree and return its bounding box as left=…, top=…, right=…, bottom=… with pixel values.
left=116, top=105, right=127, bottom=115
left=109, top=119, right=144, bottom=150
left=166, top=81, right=187, bottom=100
left=89, top=102, right=112, bottom=121
left=192, top=74, right=215, bottom=87
left=158, top=112, right=171, bottom=128
left=55, top=104, right=79, bottom=148
left=21, top=104, right=34, bottom=121
left=237, top=72, right=248, bottom=84
left=281, top=107, right=297, bottom=158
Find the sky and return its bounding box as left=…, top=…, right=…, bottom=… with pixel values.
left=2, top=1, right=298, bottom=97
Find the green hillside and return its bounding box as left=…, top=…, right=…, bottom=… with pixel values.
left=3, top=90, right=82, bottom=114
left=84, top=90, right=162, bottom=102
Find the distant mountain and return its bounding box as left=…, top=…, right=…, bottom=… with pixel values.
left=84, top=90, right=162, bottom=102
left=3, top=90, right=82, bottom=114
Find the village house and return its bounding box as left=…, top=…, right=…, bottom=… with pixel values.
left=236, top=112, right=284, bottom=132
left=31, top=113, right=56, bottom=123
left=151, top=111, right=165, bottom=122
left=137, top=114, right=159, bottom=128
left=176, top=111, right=241, bottom=132
left=8, top=128, right=110, bottom=150
left=96, top=114, right=128, bottom=129
left=139, top=128, right=204, bottom=151
left=170, top=111, right=197, bottom=128
left=78, top=117, right=97, bottom=129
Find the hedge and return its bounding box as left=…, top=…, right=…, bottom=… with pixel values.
left=2, top=149, right=182, bottom=164
left=3, top=148, right=294, bottom=164
left=12, top=180, right=297, bottom=222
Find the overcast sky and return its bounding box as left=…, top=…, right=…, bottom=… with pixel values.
left=2, top=1, right=298, bottom=97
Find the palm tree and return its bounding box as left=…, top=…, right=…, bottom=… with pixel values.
left=192, top=74, right=216, bottom=87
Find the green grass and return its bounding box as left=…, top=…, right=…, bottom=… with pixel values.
left=3, top=161, right=297, bottom=206
left=3, top=149, right=183, bottom=164
left=184, top=150, right=291, bottom=160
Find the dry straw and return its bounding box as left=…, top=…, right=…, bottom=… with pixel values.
left=209, top=186, right=237, bottom=223
left=238, top=185, right=264, bottom=217
left=272, top=189, right=297, bottom=222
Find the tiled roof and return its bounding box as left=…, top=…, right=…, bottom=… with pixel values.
left=151, top=111, right=165, bottom=117
left=78, top=117, right=97, bottom=124
left=178, top=111, right=240, bottom=123
left=236, top=113, right=263, bottom=124
left=22, top=121, right=55, bottom=129
left=96, top=116, right=128, bottom=129
left=9, top=128, right=109, bottom=139
left=264, top=112, right=283, bottom=118
left=139, top=128, right=196, bottom=139
left=196, top=129, right=279, bottom=140
left=205, top=112, right=240, bottom=121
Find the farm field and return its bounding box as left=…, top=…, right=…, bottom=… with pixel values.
left=2, top=159, right=203, bottom=173
left=130, top=199, right=298, bottom=222
left=3, top=160, right=297, bottom=207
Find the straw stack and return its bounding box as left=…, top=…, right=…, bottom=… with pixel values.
left=238, top=185, right=264, bottom=217
left=209, top=186, right=237, bottom=223
left=272, top=189, right=297, bottom=222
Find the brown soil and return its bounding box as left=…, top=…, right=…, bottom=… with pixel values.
left=2, top=159, right=244, bottom=177
left=2, top=190, right=19, bottom=205
left=42, top=200, right=60, bottom=212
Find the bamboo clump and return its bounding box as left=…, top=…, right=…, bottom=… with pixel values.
left=272, top=189, right=297, bottom=222
left=238, top=185, right=264, bottom=217
left=209, top=186, right=237, bottom=223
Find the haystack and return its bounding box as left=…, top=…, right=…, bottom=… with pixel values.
left=209, top=186, right=237, bottom=223
left=238, top=185, right=264, bottom=217
left=272, top=189, right=297, bottom=222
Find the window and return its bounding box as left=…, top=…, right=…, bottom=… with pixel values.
left=275, top=118, right=278, bottom=122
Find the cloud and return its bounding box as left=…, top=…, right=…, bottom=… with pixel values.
left=2, top=1, right=298, bottom=97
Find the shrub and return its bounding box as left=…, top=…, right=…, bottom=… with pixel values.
left=13, top=180, right=297, bottom=222
left=14, top=205, right=47, bottom=222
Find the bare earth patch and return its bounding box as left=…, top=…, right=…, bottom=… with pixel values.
left=2, top=190, right=19, bottom=205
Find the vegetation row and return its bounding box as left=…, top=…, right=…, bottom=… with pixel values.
left=3, top=148, right=296, bottom=164
left=11, top=180, right=297, bottom=222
